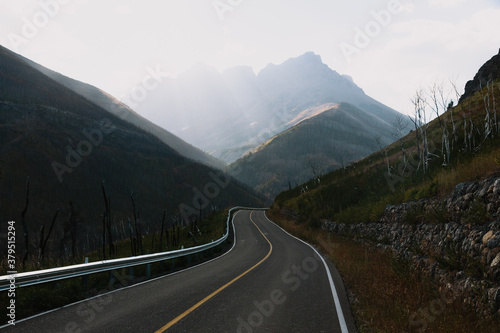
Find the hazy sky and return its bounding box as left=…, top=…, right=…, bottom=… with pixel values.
left=1, top=0, right=499, bottom=116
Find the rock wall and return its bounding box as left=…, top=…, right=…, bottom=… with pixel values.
left=322, top=176, right=500, bottom=317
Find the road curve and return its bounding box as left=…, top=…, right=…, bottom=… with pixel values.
left=2, top=210, right=357, bottom=332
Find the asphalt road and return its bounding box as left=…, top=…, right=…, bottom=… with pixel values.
left=2, top=210, right=357, bottom=332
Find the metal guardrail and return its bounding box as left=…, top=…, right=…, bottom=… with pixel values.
left=0, top=206, right=267, bottom=292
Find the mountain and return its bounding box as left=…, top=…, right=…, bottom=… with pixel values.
left=227, top=103, right=398, bottom=197
left=133, top=52, right=404, bottom=163
left=0, top=45, right=264, bottom=254
left=271, top=47, right=500, bottom=226
left=14, top=51, right=224, bottom=170
left=460, top=48, right=500, bottom=102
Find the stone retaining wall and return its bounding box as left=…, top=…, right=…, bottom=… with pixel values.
left=322, top=176, right=500, bottom=317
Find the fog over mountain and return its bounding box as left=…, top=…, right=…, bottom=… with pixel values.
left=134, top=52, right=404, bottom=163
left=0, top=45, right=264, bottom=236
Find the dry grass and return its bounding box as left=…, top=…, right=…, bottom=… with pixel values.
left=267, top=210, right=500, bottom=333
left=436, top=147, right=500, bottom=196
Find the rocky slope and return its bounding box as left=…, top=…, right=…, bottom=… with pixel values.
left=461, top=48, right=500, bottom=102
left=322, top=176, right=500, bottom=317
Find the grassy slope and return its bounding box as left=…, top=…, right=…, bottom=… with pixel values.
left=228, top=103, right=396, bottom=198
left=273, top=83, right=500, bottom=225
left=269, top=82, right=500, bottom=331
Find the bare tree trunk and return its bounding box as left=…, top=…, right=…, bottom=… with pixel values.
left=165, top=226, right=169, bottom=249
left=463, top=111, right=468, bottom=150
left=101, top=181, right=114, bottom=257
left=428, top=82, right=452, bottom=166
left=137, top=212, right=144, bottom=254
left=408, top=113, right=421, bottom=172
left=480, top=81, right=492, bottom=139
left=38, top=225, right=45, bottom=262
left=21, top=177, right=30, bottom=266
left=392, top=114, right=408, bottom=170
left=128, top=218, right=136, bottom=256
left=374, top=135, right=390, bottom=176
left=102, top=211, right=106, bottom=259
left=131, top=191, right=144, bottom=255
left=490, top=80, right=498, bottom=135
left=159, top=210, right=166, bottom=252
left=39, top=209, right=59, bottom=260
left=412, top=89, right=428, bottom=174
left=68, top=202, right=76, bottom=260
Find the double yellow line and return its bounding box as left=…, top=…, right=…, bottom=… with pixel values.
left=155, top=211, right=273, bottom=332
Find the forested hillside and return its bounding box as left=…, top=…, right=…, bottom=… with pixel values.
left=0, top=45, right=264, bottom=263
left=228, top=103, right=398, bottom=197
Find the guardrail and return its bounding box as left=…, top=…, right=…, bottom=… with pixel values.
left=0, top=206, right=267, bottom=292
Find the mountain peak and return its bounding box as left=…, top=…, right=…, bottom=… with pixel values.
left=283, top=51, right=325, bottom=68
left=298, top=51, right=323, bottom=62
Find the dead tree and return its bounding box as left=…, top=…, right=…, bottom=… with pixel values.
left=38, top=208, right=59, bottom=260
left=492, top=84, right=500, bottom=135
left=413, top=90, right=429, bottom=173
left=450, top=79, right=464, bottom=148
left=479, top=81, right=492, bottom=139
left=131, top=191, right=143, bottom=255
left=427, top=83, right=450, bottom=166
left=21, top=177, right=30, bottom=266
left=137, top=212, right=144, bottom=254
left=392, top=114, right=408, bottom=170
left=101, top=212, right=106, bottom=259
left=38, top=225, right=44, bottom=262
left=375, top=135, right=390, bottom=176
left=128, top=218, right=136, bottom=256
left=487, top=80, right=498, bottom=135
left=101, top=181, right=114, bottom=257
left=69, top=201, right=76, bottom=260
left=159, top=210, right=166, bottom=252
left=409, top=97, right=422, bottom=172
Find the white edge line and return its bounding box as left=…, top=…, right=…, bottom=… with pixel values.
left=262, top=212, right=349, bottom=333
left=0, top=210, right=243, bottom=330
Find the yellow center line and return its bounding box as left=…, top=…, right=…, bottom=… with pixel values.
left=155, top=211, right=273, bottom=333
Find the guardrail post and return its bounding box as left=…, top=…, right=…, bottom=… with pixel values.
left=82, top=257, right=89, bottom=291
left=146, top=264, right=151, bottom=277
left=109, top=271, right=116, bottom=287
left=128, top=267, right=134, bottom=282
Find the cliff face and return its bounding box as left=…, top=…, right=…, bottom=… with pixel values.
left=322, top=176, right=500, bottom=318
left=460, top=48, right=500, bottom=102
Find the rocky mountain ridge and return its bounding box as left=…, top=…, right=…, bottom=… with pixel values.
left=461, top=48, right=500, bottom=102
left=134, top=52, right=404, bottom=163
